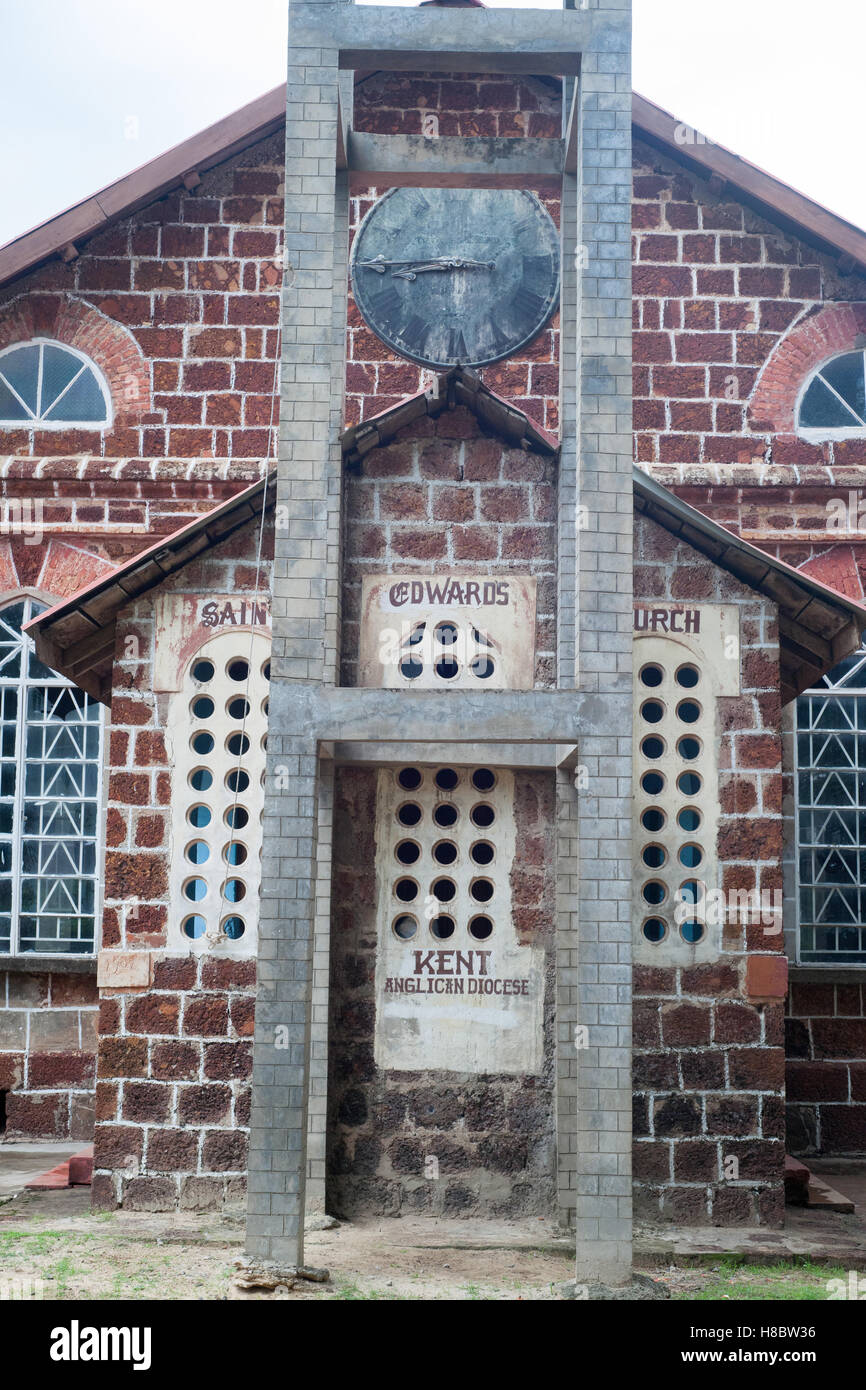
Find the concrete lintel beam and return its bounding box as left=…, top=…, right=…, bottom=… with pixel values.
left=333, top=741, right=565, bottom=768
left=289, top=4, right=628, bottom=74
left=347, top=133, right=563, bottom=189
left=271, top=683, right=630, bottom=745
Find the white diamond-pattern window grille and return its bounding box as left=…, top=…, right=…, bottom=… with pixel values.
left=0, top=597, right=103, bottom=956
left=796, top=641, right=866, bottom=962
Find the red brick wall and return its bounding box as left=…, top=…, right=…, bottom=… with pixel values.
left=91, top=518, right=270, bottom=1209
left=786, top=981, right=866, bottom=1155
left=633, top=516, right=787, bottom=1226
left=341, top=409, right=557, bottom=686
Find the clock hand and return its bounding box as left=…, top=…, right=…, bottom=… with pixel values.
left=357, top=254, right=496, bottom=281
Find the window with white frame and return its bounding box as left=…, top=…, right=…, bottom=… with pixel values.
left=797, top=351, right=866, bottom=440
left=0, top=597, right=104, bottom=955
left=796, top=639, right=866, bottom=963
left=0, top=340, right=111, bottom=427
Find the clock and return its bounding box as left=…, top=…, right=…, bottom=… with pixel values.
left=349, top=187, right=560, bottom=371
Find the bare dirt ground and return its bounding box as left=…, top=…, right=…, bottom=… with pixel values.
left=0, top=1186, right=855, bottom=1301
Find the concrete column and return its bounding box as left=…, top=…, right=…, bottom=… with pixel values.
left=573, top=1, right=634, bottom=1286
left=246, top=0, right=351, bottom=1265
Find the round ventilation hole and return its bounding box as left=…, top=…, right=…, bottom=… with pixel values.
left=468, top=915, right=493, bottom=940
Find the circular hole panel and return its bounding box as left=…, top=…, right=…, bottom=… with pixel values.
left=641, top=771, right=665, bottom=797
left=677, top=700, right=701, bottom=725
left=395, top=840, right=421, bottom=866
left=677, top=771, right=702, bottom=796
left=642, top=844, right=666, bottom=870
left=641, top=736, right=665, bottom=761
left=392, top=914, right=417, bottom=941
left=468, top=915, right=493, bottom=941
left=680, top=920, right=705, bottom=944
left=642, top=917, right=666, bottom=943
left=431, top=915, right=455, bottom=940
left=435, top=768, right=459, bottom=792
left=398, top=768, right=422, bottom=791
left=677, top=736, right=701, bottom=761
left=433, top=841, right=458, bottom=866
left=432, top=878, right=456, bottom=903
left=676, top=665, right=700, bottom=689
left=640, top=700, right=665, bottom=725
left=640, top=665, right=664, bottom=688
left=642, top=881, right=667, bottom=906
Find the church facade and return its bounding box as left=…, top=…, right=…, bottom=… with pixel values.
left=1, top=0, right=866, bottom=1282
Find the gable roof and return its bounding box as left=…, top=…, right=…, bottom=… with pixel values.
left=3, top=85, right=866, bottom=289
left=26, top=381, right=866, bottom=705
left=342, top=365, right=557, bottom=465
left=633, top=468, right=866, bottom=705
left=26, top=472, right=275, bottom=702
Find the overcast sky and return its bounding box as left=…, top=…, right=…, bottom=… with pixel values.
left=1, top=0, right=864, bottom=247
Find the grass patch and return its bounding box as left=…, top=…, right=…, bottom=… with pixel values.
left=671, top=1259, right=849, bottom=1302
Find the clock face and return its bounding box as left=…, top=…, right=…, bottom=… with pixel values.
left=349, top=187, right=560, bottom=371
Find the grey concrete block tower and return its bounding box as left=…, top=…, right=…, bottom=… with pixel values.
left=247, top=0, right=635, bottom=1287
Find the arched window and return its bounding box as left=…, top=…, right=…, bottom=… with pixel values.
left=797, top=351, right=866, bottom=438
left=796, top=638, right=866, bottom=963
left=0, top=596, right=104, bottom=955
left=0, top=340, right=111, bottom=427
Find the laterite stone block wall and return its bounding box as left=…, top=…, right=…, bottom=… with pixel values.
left=786, top=981, right=866, bottom=1155
left=347, top=72, right=562, bottom=432
left=326, top=765, right=557, bottom=1219
left=0, top=971, right=97, bottom=1140
left=631, top=137, right=866, bottom=477
left=341, top=410, right=558, bottom=687
left=91, top=519, right=270, bottom=1209
left=632, top=516, right=787, bottom=1226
